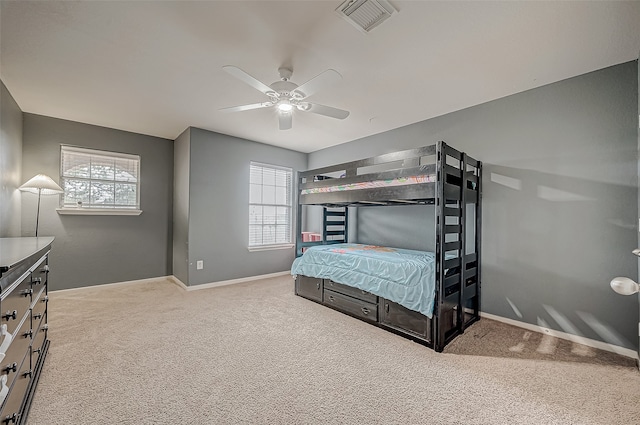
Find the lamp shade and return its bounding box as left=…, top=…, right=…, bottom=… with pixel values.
left=610, top=277, right=640, bottom=296
left=19, top=174, right=64, bottom=195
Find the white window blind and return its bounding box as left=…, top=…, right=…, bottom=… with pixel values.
left=60, top=146, right=140, bottom=209
left=249, top=162, right=293, bottom=248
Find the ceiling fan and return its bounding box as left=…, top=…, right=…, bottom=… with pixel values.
left=220, top=65, right=350, bottom=130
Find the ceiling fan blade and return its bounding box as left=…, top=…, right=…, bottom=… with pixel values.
left=219, top=102, right=272, bottom=113
left=222, top=65, right=275, bottom=96
left=292, top=69, right=342, bottom=99
left=278, top=112, right=292, bottom=130
left=302, top=102, right=350, bottom=120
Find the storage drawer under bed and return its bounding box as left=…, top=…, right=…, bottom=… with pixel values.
left=380, top=298, right=431, bottom=341
left=295, top=276, right=323, bottom=303
left=324, top=280, right=377, bottom=303
left=324, top=289, right=378, bottom=323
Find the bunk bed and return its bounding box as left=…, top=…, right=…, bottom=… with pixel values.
left=291, top=141, right=482, bottom=352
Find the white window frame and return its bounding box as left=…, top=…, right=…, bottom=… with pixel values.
left=248, top=162, right=294, bottom=251
left=57, top=145, right=142, bottom=216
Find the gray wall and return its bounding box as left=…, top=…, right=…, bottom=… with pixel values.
left=184, top=128, right=307, bottom=286
left=173, top=127, right=190, bottom=285
left=308, top=61, right=639, bottom=350
left=22, top=114, right=174, bottom=290
left=0, top=81, right=22, bottom=237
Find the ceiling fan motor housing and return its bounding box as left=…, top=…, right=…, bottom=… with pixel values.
left=269, top=80, right=301, bottom=98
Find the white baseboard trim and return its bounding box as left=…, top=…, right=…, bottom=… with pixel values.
left=51, top=275, right=174, bottom=294
left=168, top=276, right=188, bottom=290
left=176, top=271, right=292, bottom=291
left=480, top=311, right=638, bottom=360
left=51, top=272, right=293, bottom=294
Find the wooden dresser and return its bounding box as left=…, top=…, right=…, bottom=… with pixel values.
left=0, top=238, right=53, bottom=424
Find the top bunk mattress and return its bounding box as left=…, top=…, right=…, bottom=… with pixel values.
left=298, top=145, right=442, bottom=206
left=300, top=175, right=435, bottom=196
left=291, top=243, right=437, bottom=318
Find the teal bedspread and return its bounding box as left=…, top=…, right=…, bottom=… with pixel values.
left=291, top=243, right=437, bottom=318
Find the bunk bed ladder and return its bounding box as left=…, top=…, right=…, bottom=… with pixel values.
left=459, top=152, right=468, bottom=334
left=434, top=142, right=447, bottom=352
left=461, top=155, right=482, bottom=329
left=323, top=207, right=348, bottom=245
left=467, top=160, right=482, bottom=327
left=435, top=142, right=467, bottom=351
left=296, top=183, right=304, bottom=257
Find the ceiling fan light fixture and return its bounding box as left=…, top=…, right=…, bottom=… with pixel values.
left=277, top=100, right=293, bottom=112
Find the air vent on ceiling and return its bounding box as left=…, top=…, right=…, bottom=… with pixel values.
left=335, top=0, right=397, bottom=33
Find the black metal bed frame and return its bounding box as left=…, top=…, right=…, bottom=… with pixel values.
left=294, top=141, right=482, bottom=352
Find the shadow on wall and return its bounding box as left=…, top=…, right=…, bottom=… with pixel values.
left=482, top=163, right=638, bottom=351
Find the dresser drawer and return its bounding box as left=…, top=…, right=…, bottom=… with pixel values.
left=325, top=280, right=377, bottom=303
left=30, top=256, right=49, bottom=292
left=0, top=317, right=31, bottom=388
left=0, top=352, right=31, bottom=424
left=295, top=276, right=323, bottom=302
left=30, top=261, right=47, bottom=289
left=324, top=289, right=378, bottom=323
left=1, top=278, right=32, bottom=337
left=31, top=324, right=47, bottom=369
left=31, top=289, right=47, bottom=328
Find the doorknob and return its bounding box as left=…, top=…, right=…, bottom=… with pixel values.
left=609, top=249, right=640, bottom=295
left=610, top=277, right=640, bottom=295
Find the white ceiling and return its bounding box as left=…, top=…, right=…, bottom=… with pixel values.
left=2, top=1, right=639, bottom=153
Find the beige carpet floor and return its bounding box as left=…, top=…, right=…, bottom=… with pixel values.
left=26, top=276, right=639, bottom=425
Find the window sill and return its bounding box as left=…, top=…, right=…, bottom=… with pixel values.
left=56, top=208, right=142, bottom=216
left=248, top=244, right=294, bottom=252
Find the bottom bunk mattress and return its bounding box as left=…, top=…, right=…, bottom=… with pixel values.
left=291, top=243, right=437, bottom=317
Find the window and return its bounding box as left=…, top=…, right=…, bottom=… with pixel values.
left=59, top=145, right=141, bottom=215
left=249, top=162, right=293, bottom=249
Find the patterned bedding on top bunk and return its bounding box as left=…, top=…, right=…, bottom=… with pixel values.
left=300, top=175, right=435, bottom=195
left=291, top=243, right=437, bottom=318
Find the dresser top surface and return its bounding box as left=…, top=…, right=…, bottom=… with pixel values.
left=0, top=237, right=55, bottom=275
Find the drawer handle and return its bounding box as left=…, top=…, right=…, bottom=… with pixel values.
left=316, top=282, right=320, bottom=290
left=361, top=307, right=370, bottom=315
left=0, top=325, right=12, bottom=362
left=4, top=363, right=17, bottom=374
left=22, top=370, right=32, bottom=378
left=21, top=289, right=33, bottom=297
left=0, top=375, right=8, bottom=406
left=2, top=311, right=16, bottom=321
left=33, top=313, right=43, bottom=320
left=23, top=330, right=33, bottom=339
left=3, top=413, right=17, bottom=424
left=328, top=295, right=335, bottom=302
left=385, top=303, right=389, bottom=313
left=43, top=296, right=49, bottom=303
left=32, top=277, right=42, bottom=284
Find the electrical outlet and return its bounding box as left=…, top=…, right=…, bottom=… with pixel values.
left=196, top=260, right=203, bottom=270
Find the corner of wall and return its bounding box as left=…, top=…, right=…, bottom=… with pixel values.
left=0, top=80, right=24, bottom=237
